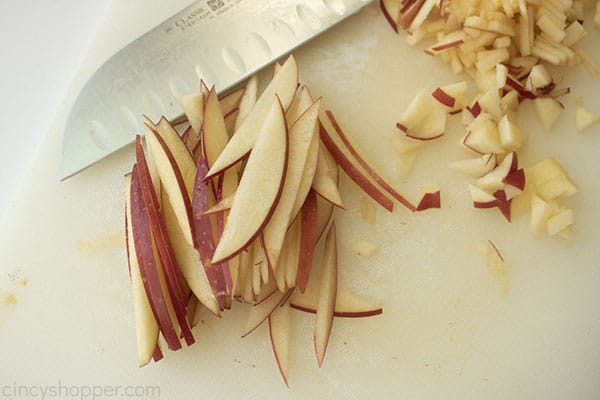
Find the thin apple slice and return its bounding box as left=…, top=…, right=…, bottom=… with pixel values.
left=319, top=113, right=405, bottom=212
left=262, top=98, right=321, bottom=271
left=212, top=97, right=288, bottom=264
left=129, top=165, right=182, bottom=351
left=180, top=93, right=204, bottom=137
left=241, top=288, right=292, bottom=338
left=199, top=194, right=234, bottom=216
left=297, top=190, right=318, bottom=293
left=290, top=288, right=383, bottom=318
left=125, top=174, right=160, bottom=366
left=143, top=127, right=221, bottom=315
left=144, top=121, right=194, bottom=246
left=268, top=301, right=292, bottom=386
left=380, top=0, right=402, bottom=32
left=224, top=108, right=240, bottom=136
left=404, top=102, right=447, bottom=141
left=235, top=74, right=258, bottom=131
left=311, top=145, right=344, bottom=208
left=219, top=87, right=244, bottom=116
left=206, top=56, right=298, bottom=179
left=283, top=216, right=302, bottom=289
left=314, top=223, right=337, bottom=367
left=134, top=138, right=195, bottom=345
left=192, top=157, right=231, bottom=310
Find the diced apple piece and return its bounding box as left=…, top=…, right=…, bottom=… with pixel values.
left=397, top=91, right=433, bottom=132
left=478, top=89, right=503, bottom=120
left=449, top=153, right=496, bottom=177
left=529, top=194, right=555, bottom=235
left=405, top=102, right=447, bottom=140
left=213, top=98, right=287, bottom=264
left=575, top=97, right=600, bottom=131
left=547, top=208, right=574, bottom=236
left=416, top=187, right=441, bottom=211
left=477, top=152, right=517, bottom=192
left=527, top=158, right=578, bottom=200
left=207, top=56, right=298, bottom=178
left=352, top=240, right=378, bottom=257
left=498, top=115, right=526, bottom=151
left=527, top=64, right=552, bottom=90
left=533, top=97, right=564, bottom=130
left=469, top=184, right=497, bottom=204
left=463, top=113, right=505, bottom=154
left=268, top=302, right=291, bottom=386
left=314, top=223, right=337, bottom=367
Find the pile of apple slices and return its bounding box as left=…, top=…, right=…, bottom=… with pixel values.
left=126, top=55, right=448, bottom=384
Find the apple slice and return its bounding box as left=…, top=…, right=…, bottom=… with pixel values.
left=469, top=184, right=497, bottom=205
left=321, top=111, right=415, bottom=211
left=219, top=86, right=244, bottom=116
left=180, top=93, right=204, bottom=137
left=212, top=97, right=288, bottom=264
left=268, top=301, right=292, bottom=386
left=296, top=190, right=318, bottom=293
left=144, top=127, right=221, bottom=315
left=380, top=0, right=402, bottom=32
left=144, top=122, right=194, bottom=246
left=314, top=223, right=337, bottom=367
left=290, top=288, right=383, bottom=318
left=449, top=153, right=497, bottom=177
left=262, top=98, right=321, bottom=271
left=235, top=74, right=258, bottom=131
left=404, top=101, right=447, bottom=141
left=125, top=174, right=160, bottom=366
left=242, top=288, right=292, bottom=338
left=129, top=165, right=182, bottom=351
left=311, top=145, right=344, bottom=208
left=206, top=55, right=298, bottom=179
left=192, top=157, right=231, bottom=310
left=199, top=194, right=234, bottom=216
left=134, top=138, right=195, bottom=346
left=397, top=90, right=433, bottom=132
left=289, top=121, right=321, bottom=221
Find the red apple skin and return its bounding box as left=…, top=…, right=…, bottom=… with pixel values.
left=135, top=136, right=195, bottom=346
left=503, top=168, right=526, bottom=190
left=323, top=111, right=415, bottom=212
left=399, top=0, right=426, bottom=29
left=130, top=165, right=182, bottom=351
left=297, top=190, right=318, bottom=293
left=416, top=190, right=441, bottom=211
left=192, top=156, right=230, bottom=309
left=152, top=344, right=164, bottom=362
left=318, top=122, right=394, bottom=212
left=493, top=190, right=512, bottom=222
left=380, top=0, right=399, bottom=32
left=290, top=303, right=383, bottom=318
left=432, top=87, right=456, bottom=108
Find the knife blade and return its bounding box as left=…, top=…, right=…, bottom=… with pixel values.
left=61, top=0, right=372, bottom=180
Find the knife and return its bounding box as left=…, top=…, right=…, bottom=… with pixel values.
left=61, top=0, right=373, bottom=180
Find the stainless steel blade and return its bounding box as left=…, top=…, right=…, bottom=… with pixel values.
left=61, top=0, right=372, bottom=180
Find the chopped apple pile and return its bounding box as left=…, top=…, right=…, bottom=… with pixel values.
left=124, top=55, right=393, bottom=383
left=381, top=1, right=594, bottom=232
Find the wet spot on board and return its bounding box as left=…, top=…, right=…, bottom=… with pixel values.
left=76, top=233, right=125, bottom=255
left=3, top=292, right=17, bottom=305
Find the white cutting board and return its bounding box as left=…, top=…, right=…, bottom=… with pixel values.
left=1, top=2, right=600, bottom=399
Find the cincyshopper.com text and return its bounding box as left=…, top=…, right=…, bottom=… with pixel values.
left=1, top=381, right=160, bottom=399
